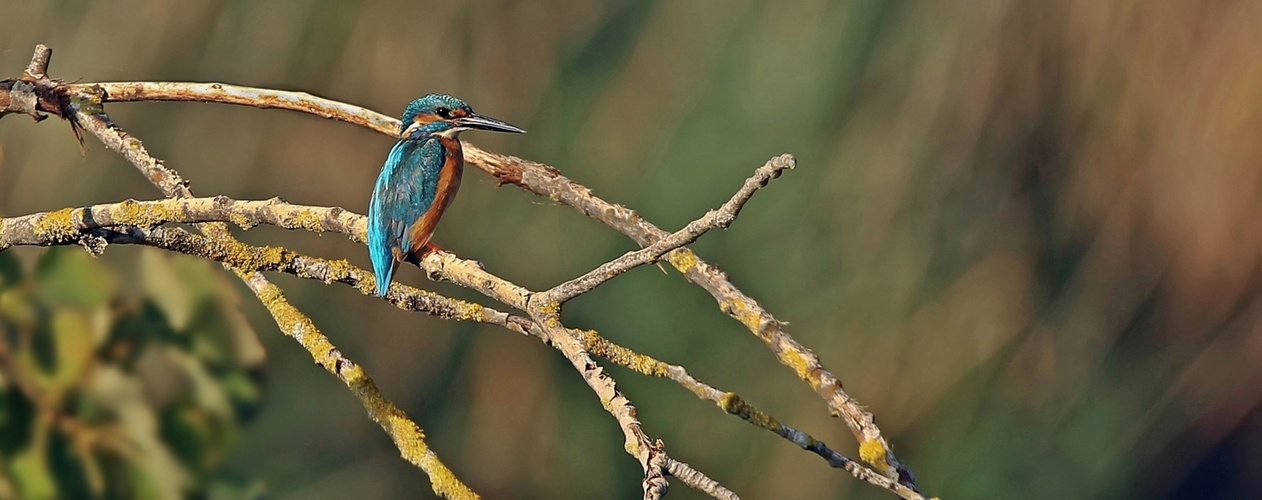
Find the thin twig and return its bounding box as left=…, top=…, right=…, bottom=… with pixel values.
left=22, top=44, right=52, bottom=80
left=545, top=154, right=794, bottom=304
left=666, top=459, right=738, bottom=500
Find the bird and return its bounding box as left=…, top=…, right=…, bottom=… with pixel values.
left=368, top=94, right=524, bottom=297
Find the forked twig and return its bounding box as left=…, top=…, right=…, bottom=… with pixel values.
left=0, top=43, right=931, bottom=499
left=6, top=45, right=479, bottom=499
left=66, top=79, right=915, bottom=486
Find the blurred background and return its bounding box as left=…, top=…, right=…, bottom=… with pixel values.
left=2, top=0, right=1261, bottom=498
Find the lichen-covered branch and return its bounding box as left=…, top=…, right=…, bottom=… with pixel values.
left=1, top=219, right=713, bottom=498
left=239, top=272, right=477, bottom=499
left=571, top=328, right=909, bottom=493
left=410, top=248, right=678, bottom=497
left=52, top=79, right=915, bottom=485
left=76, top=81, right=400, bottom=136
left=0, top=44, right=930, bottom=497
left=2, top=46, right=477, bottom=498
left=0, top=197, right=366, bottom=251
left=0, top=89, right=718, bottom=496
left=1, top=209, right=929, bottom=498
left=1, top=204, right=914, bottom=497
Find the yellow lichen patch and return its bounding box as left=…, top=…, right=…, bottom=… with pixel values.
left=858, top=439, right=889, bottom=472
left=247, top=274, right=476, bottom=497
left=626, top=353, right=667, bottom=377
left=249, top=278, right=325, bottom=352
left=387, top=411, right=427, bottom=451
left=666, top=249, right=698, bottom=274
left=314, top=258, right=356, bottom=286
left=326, top=259, right=355, bottom=279
left=33, top=208, right=79, bottom=241
left=536, top=299, right=562, bottom=327
left=745, top=407, right=780, bottom=431
left=260, top=246, right=288, bottom=268
left=723, top=298, right=765, bottom=335
left=623, top=438, right=640, bottom=456
left=777, top=343, right=816, bottom=383
left=579, top=330, right=668, bottom=377
left=718, top=392, right=781, bottom=431
left=227, top=212, right=256, bottom=230
left=575, top=329, right=600, bottom=348
left=537, top=299, right=560, bottom=316
left=111, top=199, right=154, bottom=227
left=421, top=451, right=480, bottom=500
left=451, top=300, right=484, bottom=321
left=222, top=240, right=289, bottom=273
left=361, top=275, right=379, bottom=295
left=290, top=209, right=325, bottom=232
left=339, top=361, right=368, bottom=385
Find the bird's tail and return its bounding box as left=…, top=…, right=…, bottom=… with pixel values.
left=368, top=222, right=396, bottom=297
left=373, top=261, right=394, bottom=297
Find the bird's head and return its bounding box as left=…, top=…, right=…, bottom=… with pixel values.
left=400, top=94, right=525, bottom=139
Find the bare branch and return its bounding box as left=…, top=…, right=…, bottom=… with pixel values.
left=23, top=44, right=52, bottom=80
left=53, top=80, right=915, bottom=484
left=0, top=201, right=910, bottom=490
left=461, top=149, right=916, bottom=485
left=77, top=81, right=398, bottom=136
left=1, top=44, right=58, bottom=121
left=666, top=459, right=738, bottom=500
left=545, top=154, right=794, bottom=304
left=2, top=207, right=924, bottom=498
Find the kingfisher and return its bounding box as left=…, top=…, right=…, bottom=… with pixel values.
left=368, top=94, right=524, bottom=296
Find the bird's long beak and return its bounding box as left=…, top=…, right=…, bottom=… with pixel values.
left=453, top=113, right=526, bottom=134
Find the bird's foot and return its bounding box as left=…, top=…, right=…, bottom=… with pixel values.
left=421, top=242, right=444, bottom=255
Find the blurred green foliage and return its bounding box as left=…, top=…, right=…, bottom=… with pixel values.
left=0, top=248, right=264, bottom=500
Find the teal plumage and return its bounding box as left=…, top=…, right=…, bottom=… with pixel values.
left=367, top=94, right=524, bottom=297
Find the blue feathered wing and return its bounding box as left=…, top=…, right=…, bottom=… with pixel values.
left=367, top=137, right=445, bottom=296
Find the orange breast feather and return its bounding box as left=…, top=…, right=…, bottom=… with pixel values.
left=406, top=137, right=464, bottom=255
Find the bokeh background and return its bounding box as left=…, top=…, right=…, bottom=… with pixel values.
left=3, top=1, right=1262, bottom=498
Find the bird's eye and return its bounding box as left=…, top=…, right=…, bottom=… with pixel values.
left=435, top=107, right=452, bottom=118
